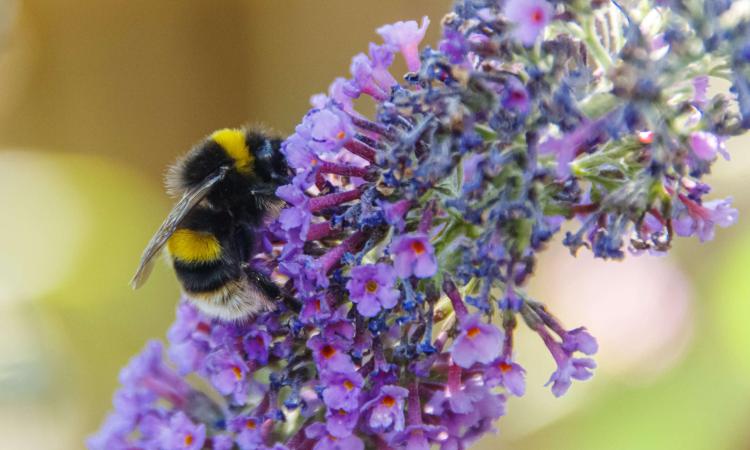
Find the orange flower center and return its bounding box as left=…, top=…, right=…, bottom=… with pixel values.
left=196, top=322, right=211, bottom=334
left=410, top=240, right=426, bottom=255
left=313, top=299, right=321, bottom=312
left=246, top=419, right=257, bottom=430
left=343, top=380, right=355, bottom=391
left=499, top=362, right=512, bottom=373
left=382, top=395, right=396, bottom=407
left=184, top=434, right=194, bottom=446
left=231, top=366, right=242, bottom=380
left=531, top=8, right=544, bottom=23
left=336, top=131, right=346, bottom=140
left=365, top=279, right=379, bottom=293
left=321, top=345, right=336, bottom=359
left=467, top=326, right=481, bottom=339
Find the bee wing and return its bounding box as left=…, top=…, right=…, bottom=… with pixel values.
left=130, top=166, right=229, bottom=289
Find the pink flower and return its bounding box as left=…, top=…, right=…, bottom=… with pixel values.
left=504, top=0, right=554, bottom=47
left=377, top=16, right=430, bottom=72
left=689, top=131, right=730, bottom=161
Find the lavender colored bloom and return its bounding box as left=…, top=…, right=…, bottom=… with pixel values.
left=391, top=424, right=446, bottom=450
left=693, top=75, right=709, bottom=106
left=321, top=371, right=364, bottom=411
left=539, top=119, right=604, bottom=178
left=501, top=77, right=531, bottom=114
left=203, top=348, right=251, bottom=404
left=229, top=415, right=264, bottom=450
left=325, top=408, right=360, bottom=438
left=305, top=423, right=364, bottom=450
left=307, top=335, right=356, bottom=373
left=347, top=47, right=397, bottom=100
left=390, top=233, right=437, bottom=279
left=299, top=296, right=332, bottom=324
left=243, top=329, right=272, bottom=364
left=211, top=434, right=235, bottom=450
left=87, top=412, right=139, bottom=450
left=376, top=16, right=430, bottom=72
left=561, top=327, right=599, bottom=355
left=450, top=314, right=503, bottom=368
left=279, top=254, right=329, bottom=297
left=167, top=302, right=213, bottom=375
left=380, top=199, right=411, bottom=232
left=346, top=263, right=400, bottom=317
left=689, top=131, right=729, bottom=161
left=547, top=357, right=597, bottom=397
left=485, top=359, right=527, bottom=396
left=157, top=412, right=206, bottom=450
left=674, top=196, right=739, bottom=242
left=504, top=0, right=554, bottom=46
left=119, top=340, right=190, bottom=407
left=300, top=107, right=354, bottom=154
left=362, top=385, right=409, bottom=433
left=439, top=28, right=469, bottom=64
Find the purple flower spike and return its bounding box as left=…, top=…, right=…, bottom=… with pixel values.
left=689, top=131, right=729, bottom=161
left=504, top=0, right=554, bottom=46
left=390, top=233, right=438, bottom=279
left=157, top=412, right=205, bottom=450
left=450, top=314, right=504, bottom=368
left=94, top=2, right=749, bottom=447
left=346, top=263, right=400, bottom=317
left=377, top=16, right=430, bottom=72
left=362, top=385, right=409, bottom=433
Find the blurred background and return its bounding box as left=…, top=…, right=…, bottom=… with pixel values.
left=0, top=1, right=748, bottom=449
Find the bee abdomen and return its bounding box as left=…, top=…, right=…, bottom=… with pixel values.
left=172, top=258, right=242, bottom=293
left=166, top=227, right=241, bottom=293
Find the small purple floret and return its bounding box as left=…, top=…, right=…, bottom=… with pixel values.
left=346, top=263, right=400, bottom=317
left=504, top=0, right=554, bottom=46
left=449, top=314, right=504, bottom=368
left=390, top=233, right=438, bottom=279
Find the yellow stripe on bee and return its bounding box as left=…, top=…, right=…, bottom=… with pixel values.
left=211, top=128, right=253, bottom=174
left=167, top=229, right=222, bottom=263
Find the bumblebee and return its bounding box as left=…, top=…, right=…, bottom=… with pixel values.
left=131, top=128, right=290, bottom=321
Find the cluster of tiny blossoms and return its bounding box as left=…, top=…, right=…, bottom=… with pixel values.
left=91, top=0, right=750, bottom=449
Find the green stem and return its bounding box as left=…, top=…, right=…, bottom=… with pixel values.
left=583, top=15, right=613, bottom=71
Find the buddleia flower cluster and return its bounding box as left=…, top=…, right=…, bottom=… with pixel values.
left=90, top=0, right=750, bottom=448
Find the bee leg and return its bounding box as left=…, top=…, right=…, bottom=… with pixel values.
left=242, top=267, right=300, bottom=313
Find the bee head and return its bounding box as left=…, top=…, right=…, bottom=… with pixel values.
left=249, top=133, right=291, bottom=185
